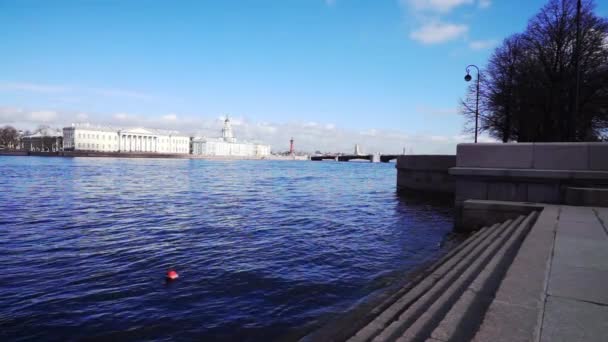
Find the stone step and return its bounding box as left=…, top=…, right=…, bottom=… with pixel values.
left=427, top=211, right=539, bottom=342
left=565, top=187, right=608, bottom=207
left=347, top=223, right=504, bottom=342
left=394, top=214, right=528, bottom=342
left=368, top=218, right=519, bottom=341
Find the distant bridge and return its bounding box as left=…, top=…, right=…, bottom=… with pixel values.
left=337, top=155, right=374, bottom=162
left=379, top=154, right=400, bottom=163
left=310, top=154, right=402, bottom=163
left=310, top=155, right=340, bottom=161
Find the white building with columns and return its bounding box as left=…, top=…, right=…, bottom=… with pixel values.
left=63, top=123, right=190, bottom=154
left=191, top=118, right=271, bottom=157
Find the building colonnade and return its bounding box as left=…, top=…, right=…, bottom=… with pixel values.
left=119, top=134, right=159, bottom=152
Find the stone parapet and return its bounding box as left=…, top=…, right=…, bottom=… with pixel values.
left=457, top=143, right=534, bottom=169
left=450, top=167, right=608, bottom=180
left=396, top=155, right=456, bottom=194
left=451, top=143, right=608, bottom=229
left=397, top=155, right=456, bottom=171
left=456, top=142, right=608, bottom=171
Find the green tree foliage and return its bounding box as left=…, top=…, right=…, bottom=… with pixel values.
left=461, top=0, right=608, bottom=142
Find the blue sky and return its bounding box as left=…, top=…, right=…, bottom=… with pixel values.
left=1, top=0, right=606, bottom=153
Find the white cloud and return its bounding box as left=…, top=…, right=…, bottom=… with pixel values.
left=162, top=113, right=178, bottom=121
left=29, top=110, right=57, bottom=122
left=75, top=113, right=89, bottom=121
left=113, top=113, right=129, bottom=120
left=0, top=107, right=62, bottom=127
left=0, top=80, right=155, bottom=101
left=0, top=105, right=479, bottom=154
left=218, top=115, right=244, bottom=126
left=468, top=39, right=497, bottom=50
left=478, top=0, right=491, bottom=9
left=361, top=129, right=378, bottom=137
left=403, top=0, right=474, bottom=13
left=0, top=82, right=69, bottom=93
left=401, top=0, right=492, bottom=47
left=256, top=122, right=277, bottom=134
left=410, top=21, right=468, bottom=44
left=90, top=88, right=153, bottom=100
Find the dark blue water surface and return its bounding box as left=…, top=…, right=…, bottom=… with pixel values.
left=0, top=156, right=454, bottom=341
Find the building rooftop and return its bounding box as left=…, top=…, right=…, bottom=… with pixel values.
left=66, top=123, right=187, bottom=136
left=24, top=128, right=63, bottom=138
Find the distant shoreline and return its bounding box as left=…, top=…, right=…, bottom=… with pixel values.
left=0, top=150, right=309, bottom=161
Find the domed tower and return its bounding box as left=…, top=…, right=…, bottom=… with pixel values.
left=222, top=116, right=236, bottom=143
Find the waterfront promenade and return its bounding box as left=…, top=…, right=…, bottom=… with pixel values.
left=308, top=201, right=608, bottom=341
left=473, top=202, right=608, bottom=342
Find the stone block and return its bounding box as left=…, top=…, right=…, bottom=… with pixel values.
left=462, top=200, right=544, bottom=213
left=487, top=182, right=527, bottom=202
left=527, top=183, right=560, bottom=204
left=455, top=179, right=487, bottom=201
left=396, top=155, right=456, bottom=171
left=588, top=143, right=608, bottom=171
left=595, top=207, right=608, bottom=227
left=556, top=220, right=607, bottom=240
left=552, top=234, right=608, bottom=271
left=559, top=205, right=598, bottom=223
left=540, top=296, right=608, bottom=342
left=456, top=143, right=534, bottom=168
left=431, top=290, right=492, bottom=342
left=397, top=169, right=454, bottom=194
left=565, top=187, right=608, bottom=207
left=532, top=205, right=560, bottom=232
left=493, top=233, right=553, bottom=308
left=472, top=301, right=539, bottom=342
left=548, top=264, right=608, bottom=304
left=458, top=200, right=543, bottom=232
left=532, top=143, right=589, bottom=170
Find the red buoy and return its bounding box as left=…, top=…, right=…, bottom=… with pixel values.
left=166, top=269, right=179, bottom=280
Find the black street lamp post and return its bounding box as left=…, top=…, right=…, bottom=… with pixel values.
left=465, top=64, right=480, bottom=143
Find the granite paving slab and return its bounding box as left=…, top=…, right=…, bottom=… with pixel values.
left=540, top=296, right=608, bottom=342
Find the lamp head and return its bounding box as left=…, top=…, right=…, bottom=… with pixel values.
left=464, top=74, right=472, bottom=82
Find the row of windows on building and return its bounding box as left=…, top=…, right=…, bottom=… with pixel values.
left=75, top=133, right=185, bottom=145
left=77, top=133, right=117, bottom=140
left=74, top=143, right=188, bottom=152
left=78, top=143, right=118, bottom=150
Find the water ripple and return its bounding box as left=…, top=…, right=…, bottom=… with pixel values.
left=0, top=157, right=453, bottom=341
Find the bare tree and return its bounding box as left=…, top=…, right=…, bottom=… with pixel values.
left=461, top=0, right=608, bottom=142
left=0, top=125, right=19, bottom=149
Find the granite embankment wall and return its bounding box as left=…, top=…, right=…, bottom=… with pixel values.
left=451, top=143, right=608, bottom=206
left=396, top=155, right=456, bottom=194
left=395, top=143, right=608, bottom=230
left=0, top=150, right=28, bottom=156
left=451, top=143, right=608, bottom=229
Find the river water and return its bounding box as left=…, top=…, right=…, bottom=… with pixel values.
left=0, top=156, right=454, bottom=341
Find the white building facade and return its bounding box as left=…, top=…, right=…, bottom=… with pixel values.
left=191, top=118, right=271, bottom=157
left=63, top=124, right=190, bottom=154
